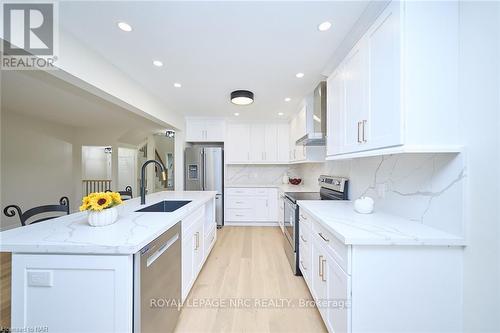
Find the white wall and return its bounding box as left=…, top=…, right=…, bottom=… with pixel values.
left=1, top=111, right=76, bottom=230
left=458, top=2, right=500, bottom=331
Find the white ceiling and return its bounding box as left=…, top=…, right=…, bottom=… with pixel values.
left=59, top=1, right=369, bottom=121
left=2, top=71, right=166, bottom=144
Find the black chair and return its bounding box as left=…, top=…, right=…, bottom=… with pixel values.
left=106, top=186, right=133, bottom=201
left=3, top=197, right=70, bottom=226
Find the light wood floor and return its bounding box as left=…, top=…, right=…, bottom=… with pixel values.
left=0, top=252, right=11, bottom=329
left=174, top=227, right=326, bottom=333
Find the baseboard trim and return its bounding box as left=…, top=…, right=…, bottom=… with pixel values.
left=224, top=222, right=279, bottom=227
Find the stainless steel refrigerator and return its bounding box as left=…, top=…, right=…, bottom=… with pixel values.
left=185, top=146, right=224, bottom=227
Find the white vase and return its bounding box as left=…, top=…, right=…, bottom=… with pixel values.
left=87, top=207, right=118, bottom=227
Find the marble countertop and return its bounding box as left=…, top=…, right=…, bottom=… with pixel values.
left=0, top=191, right=217, bottom=255
left=226, top=184, right=319, bottom=193
left=297, top=201, right=465, bottom=246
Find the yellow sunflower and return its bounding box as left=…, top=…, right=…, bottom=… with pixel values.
left=79, top=195, right=93, bottom=211
left=89, top=192, right=112, bottom=211
left=109, top=192, right=123, bottom=205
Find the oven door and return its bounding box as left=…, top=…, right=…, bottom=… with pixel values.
left=283, top=196, right=299, bottom=275
left=283, top=197, right=297, bottom=250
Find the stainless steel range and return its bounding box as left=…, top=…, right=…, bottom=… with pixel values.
left=283, top=175, right=348, bottom=275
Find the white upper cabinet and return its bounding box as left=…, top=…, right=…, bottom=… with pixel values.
left=326, top=67, right=345, bottom=156
left=186, top=118, right=226, bottom=142
left=365, top=1, right=402, bottom=150
left=326, top=1, right=460, bottom=159
left=226, top=123, right=250, bottom=163
left=225, top=123, right=289, bottom=164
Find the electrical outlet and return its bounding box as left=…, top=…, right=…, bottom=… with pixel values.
left=28, top=270, right=53, bottom=287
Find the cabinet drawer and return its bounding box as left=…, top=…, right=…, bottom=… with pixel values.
left=182, top=205, right=204, bottom=236
left=226, top=209, right=254, bottom=221
left=226, top=197, right=253, bottom=209
left=226, top=188, right=256, bottom=196
left=313, top=221, right=350, bottom=274
left=204, top=224, right=216, bottom=253
left=299, top=209, right=313, bottom=229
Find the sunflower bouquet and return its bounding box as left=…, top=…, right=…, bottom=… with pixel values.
left=80, top=192, right=123, bottom=212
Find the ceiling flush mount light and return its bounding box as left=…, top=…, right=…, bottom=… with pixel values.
left=230, top=90, right=254, bottom=105
left=278, top=112, right=284, bottom=116
left=152, top=60, right=163, bottom=67
left=117, top=21, right=132, bottom=32
left=295, top=72, right=304, bottom=78
left=318, top=21, right=332, bottom=32
left=174, top=83, right=182, bottom=88
left=284, top=97, right=291, bottom=102
left=234, top=112, right=240, bottom=116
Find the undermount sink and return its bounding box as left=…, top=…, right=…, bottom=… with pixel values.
left=135, top=200, right=191, bottom=213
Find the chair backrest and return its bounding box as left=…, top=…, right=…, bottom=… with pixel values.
left=3, top=197, right=70, bottom=226
left=106, top=186, right=133, bottom=201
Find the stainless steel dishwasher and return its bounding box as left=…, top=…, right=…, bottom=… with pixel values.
left=134, top=222, right=181, bottom=333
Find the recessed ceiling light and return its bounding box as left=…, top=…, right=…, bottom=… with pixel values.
left=234, top=112, right=240, bottom=116
left=284, top=97, right=291, bottom=102
left=296, top=72, right=304, bottom=78
left=174, top=83, right=182, bottom=88
left=152, top=60, right=163, bottom=67
left=231, top=90, right=254, bottom=105
left=117, top=21, right=132, bottom=32
left=278, top=112, right=284, bottom=116
left=318, top=21, right=332, bottom=32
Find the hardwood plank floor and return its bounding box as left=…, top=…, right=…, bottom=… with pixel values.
left=0, top=252, right=11, bottom=330
left=174, top=227, right=326, bottom=333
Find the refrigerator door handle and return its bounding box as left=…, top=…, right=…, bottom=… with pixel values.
left=202, top=149, right=206, bottom=191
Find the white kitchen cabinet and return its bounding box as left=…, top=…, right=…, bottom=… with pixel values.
left=249, top=125, right=266, bottom=162
left=326, top=67, right=345, bottom=156
left=343, top=39, right=369, bottom=153
left=186, top=118, right=226, bottom=142
left=225, top=187, right=278, bottom=225
left=182, top=206, right=209, bottom=302
left=12, top=254, right=133, bottom=333
left=326, top=1, right=460, bottom=159
left=298, top=205, right=462, bottom=333
left=226, top=123, right=251, bottom=163
left=276, top=123, right=290, bottom=163
left=226, top=123, right=289, bottom=164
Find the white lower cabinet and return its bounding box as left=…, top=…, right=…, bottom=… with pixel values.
left=225, top=187, right=278, bottom=225
left=299, top=208, right=463, bottom=333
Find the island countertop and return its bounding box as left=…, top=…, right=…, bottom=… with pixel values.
left=297, top=201, right=465, bottom=246
left=0, top=191, right=217, bottom=255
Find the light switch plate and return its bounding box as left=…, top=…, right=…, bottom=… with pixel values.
left=27, top=270, right=53, bottom=287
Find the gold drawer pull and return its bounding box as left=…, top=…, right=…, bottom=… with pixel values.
left=321, top=258, right=327, bottom=282
left=300, top=235, right=307, bottom=243
left=300, top=214, right=307, bottom=220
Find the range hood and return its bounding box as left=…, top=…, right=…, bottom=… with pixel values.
left=296, top=81, right=327, bottom=146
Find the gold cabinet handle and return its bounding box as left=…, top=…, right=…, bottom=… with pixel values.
left=318, top=255, right=323, bottom=278
left=300, top=260, right=307, bottom=271
left=318, top=232, right=330, bottom=242
left=362, top=120, right=367, bottom=143
left=300, top=235, right=307, bottom=243
left=321, top=258, right=327, bottom=282
left=300, top=214, right=307, bottom=220
left=195, top=232, right=200, bottom=250
left=357, top=121, right=362, bottom=143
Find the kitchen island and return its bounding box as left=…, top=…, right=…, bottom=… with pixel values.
left=0, top=191, right=217, bottom=333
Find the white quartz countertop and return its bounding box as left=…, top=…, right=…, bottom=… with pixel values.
left=0, top=191, right=216, bottom=255
left=297, top=201, right=465, bottom=246
left=225, top=184, right=318, bottom=193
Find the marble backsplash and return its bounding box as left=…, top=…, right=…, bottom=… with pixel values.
left=226, top=165, right=290, bottom=186
left=293, top=153, right=466, bottom=236
left=224, top=154, right=465, bottom=236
